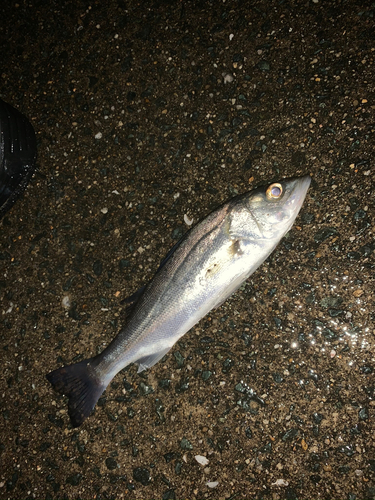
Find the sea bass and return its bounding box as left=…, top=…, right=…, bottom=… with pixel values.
left=47, top=175, right=311, bottom=427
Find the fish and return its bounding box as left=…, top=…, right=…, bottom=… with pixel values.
left=0, top=98, right=37, bottom=219
left=46, top=175, right=311, bottom=427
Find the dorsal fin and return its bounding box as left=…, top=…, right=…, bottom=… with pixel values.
left=119, top=233, right=188, bottom=318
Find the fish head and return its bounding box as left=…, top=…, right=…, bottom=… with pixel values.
left=238, top=175, right=311, bottom=241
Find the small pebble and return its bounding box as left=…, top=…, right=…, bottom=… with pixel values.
left=206, top=481, right=219, bottom=488
left=184, top=214, right=194, bottom=226
left=195, top=455, right=209, bottom=466
left=62, top=296, right=71, bottom=309
left=180, top=438, right=193, bottom=450
left=223, top=73, right=234, bottom=84
left=272, top=479, right=289, bottom=486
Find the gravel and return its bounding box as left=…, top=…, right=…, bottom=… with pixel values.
left=0, top=0, right=374, bottom=499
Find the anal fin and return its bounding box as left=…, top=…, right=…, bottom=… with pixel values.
left=136, top=347, right=172, bottom=373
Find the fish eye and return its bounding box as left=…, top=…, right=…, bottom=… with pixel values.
left=266, top=183, right=283, bottom=199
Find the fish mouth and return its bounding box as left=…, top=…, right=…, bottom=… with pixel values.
left=244, top=174, right=311, bottom=240
left=266, top=174, right=311, bottom=235
left=294, top=174, right=311, bottom=198
left=285, top=174, right=311, bottom=215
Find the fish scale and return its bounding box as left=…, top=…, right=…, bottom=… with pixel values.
left=47, top=175, right=311, bottom=427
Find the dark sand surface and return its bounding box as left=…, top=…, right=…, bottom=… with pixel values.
left=0, top=1, right=374, bottom=499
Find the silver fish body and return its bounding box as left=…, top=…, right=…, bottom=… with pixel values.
left=47, top=175, right=311, bottom=427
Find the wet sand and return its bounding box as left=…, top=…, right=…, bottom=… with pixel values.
left=0, top=1, right=374, bottom=499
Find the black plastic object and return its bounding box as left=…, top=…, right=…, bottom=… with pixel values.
left=0, top=98, right=37, bottom=219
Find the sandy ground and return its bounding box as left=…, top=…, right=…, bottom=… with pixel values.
left=0, top=0, right=374, bottom=499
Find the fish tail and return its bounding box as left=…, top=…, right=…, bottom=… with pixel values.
left=46, top=359, right=106, bottom=427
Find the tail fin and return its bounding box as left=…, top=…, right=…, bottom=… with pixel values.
left=46, top=359, right=106, bottom=427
